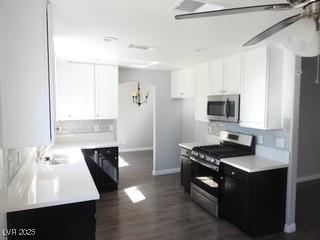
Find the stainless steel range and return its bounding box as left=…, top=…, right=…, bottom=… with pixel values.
left=190, top=131, right=255, bottom=217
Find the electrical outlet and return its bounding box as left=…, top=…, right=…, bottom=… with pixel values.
left=276, top=138, right=285, bottom=148
left=109, top=124, right=114, bottom=131
left=258, top=135, right=264, bottom=144
left=94, top=124, right=100, bottom=132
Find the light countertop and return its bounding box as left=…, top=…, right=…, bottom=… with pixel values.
left=7, top=141, right=118, bottom=212
left=221, top=155, right=289, bottom=173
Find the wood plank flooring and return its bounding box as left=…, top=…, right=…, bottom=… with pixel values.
left=96, top=151, right=320, bottom=240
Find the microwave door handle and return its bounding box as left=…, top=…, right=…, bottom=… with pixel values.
left=224, top=99, right=229, bottom=118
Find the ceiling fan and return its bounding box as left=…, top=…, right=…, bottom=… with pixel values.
left=175, top=0, right=320, bottom=47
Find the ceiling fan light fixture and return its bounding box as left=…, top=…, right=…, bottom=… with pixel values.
left=281, top=17, right=320, bottom=57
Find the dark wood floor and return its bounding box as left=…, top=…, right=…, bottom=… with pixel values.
left=96, top=151, right=320, bottom=240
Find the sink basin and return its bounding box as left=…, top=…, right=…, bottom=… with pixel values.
left=42, top=154, right=70, bottom=165
left=49, top=158, right=70, bottom=165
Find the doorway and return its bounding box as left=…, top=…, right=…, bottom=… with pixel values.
left=117, top=81, right=155, bottom=173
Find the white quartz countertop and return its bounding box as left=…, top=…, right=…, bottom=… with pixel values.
left=221, top=155, right=289, bottom=173
left=7, top=143, right=109, bottom=212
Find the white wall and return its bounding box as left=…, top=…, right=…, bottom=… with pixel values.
left=118, top=82, right=154, bottom=151
left=297, top=57, right=320, bottom=180
left=0, top=150, right=6, bottom=240
left=119, top=67, right=182, bottom=174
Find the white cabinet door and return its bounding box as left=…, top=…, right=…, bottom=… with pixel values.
left=209, top=59, right=224, bottom=95
left=194, top=62, right=210, bottom=122
left=171, top=68, right=194, bottom=98
left=95, top=65, right=118, bottom=119
left=55, top=60, right=71, bottom=121
left=171, top=70, right=184, bottom=98
left=224, top=54, right=242, bottom=94
left=0, top=0, right=52, bottom=148
left=240, top=47, right=268, bottom=129
left=67, top=63, right=95, bottom=120
left=184, top=67, right=195, bottom=98
left=240, top=46, right=284, bottom=130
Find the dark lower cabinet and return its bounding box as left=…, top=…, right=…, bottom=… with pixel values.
left=181, top=155, right=191, bottom=193
left=221, top=164, right=287, bottom=238
left=82, top=147, right=119, bottom=192
left=7, top=201, right=96, bottom=240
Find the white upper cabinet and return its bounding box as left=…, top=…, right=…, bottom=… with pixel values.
left=0, top=0, right=52, bottom=148
left=223, top=54, right=242, bottom=94
left=56, top=61, right=95, bottom=120
left=209, top=59, right=224, bottom=95
left=194, top=62, right=210, bottom=122
left=171, top=68, right=194, bottom=99
left=95, top=65, right=118, bottom=119
left=68, top=63, right=95, bottom=120
left=55, top=61, right=118, bottom=121
left=209, top=54, right=242, bottom=95
left=240, top=46, right=284, bottom=130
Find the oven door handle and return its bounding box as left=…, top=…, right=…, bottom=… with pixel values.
left=190, top=156, right=219, bottom=172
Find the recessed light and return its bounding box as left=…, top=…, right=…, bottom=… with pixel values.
left=128, top=44, right=156, bottom=51
left=195, top=48, right=207, bottom=53
left=103, top=36, right=118, bottom=42
left=129, top=61, right=159, bottom=69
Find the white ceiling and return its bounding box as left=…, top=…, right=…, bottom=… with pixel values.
left=51, top=0, right=302, bottom=70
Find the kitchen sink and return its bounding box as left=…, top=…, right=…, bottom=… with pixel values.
left=42, top=154, right=70, bottom=165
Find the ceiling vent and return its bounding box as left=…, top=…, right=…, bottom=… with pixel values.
left=175, top=0, right=205, bottom=12
left=128, top=44, right=155, bottom=51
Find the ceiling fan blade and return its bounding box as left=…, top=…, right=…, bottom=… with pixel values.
left=175, top=3, right=292, bottom=20
left=243, top=14, right=304, bottom=46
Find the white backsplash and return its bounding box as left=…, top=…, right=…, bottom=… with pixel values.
left=55, top=120, right=116, bottom=135
left=5, top=147, right=37, bottom=185
left=194, top=121, right=291, bottom=151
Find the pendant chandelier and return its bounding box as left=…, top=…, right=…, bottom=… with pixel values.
left=131, top=82, right=149, bottom=106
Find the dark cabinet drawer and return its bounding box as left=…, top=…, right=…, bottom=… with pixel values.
left=99, top=147, right=118, bottom=156
left=223, top=164, right=248, bottom=183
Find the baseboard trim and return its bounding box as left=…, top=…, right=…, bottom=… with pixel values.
left=297, top=174, right=320, bottom=183
left=119, top=147, right=153, bottom=153
left=284, top=223, right=296, bottom=233
left=152, top=168, right=180, bottom=176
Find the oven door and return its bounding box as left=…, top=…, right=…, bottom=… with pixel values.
left=190, top=159, right=220, bottom=199
left=207, top=95, right=240, bottom=122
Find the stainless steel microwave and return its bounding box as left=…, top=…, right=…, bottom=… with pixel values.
left=207, top=95, right=240, bottom=122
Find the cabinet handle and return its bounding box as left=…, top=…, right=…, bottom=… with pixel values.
left=96, top=114, right=99, bottom=118
left=220, top=177, right=224, bottom=180
left=232, top=171, right=235, bottom=175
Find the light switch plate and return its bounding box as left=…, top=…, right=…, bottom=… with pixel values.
left=258, top=135, right=264, bottom=144
left=94, top=124, right=100, bottom=132
left=276, top=138, right=285, bottom=148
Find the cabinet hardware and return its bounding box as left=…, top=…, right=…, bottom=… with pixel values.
left=232, top=171, right=235, bottom=175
